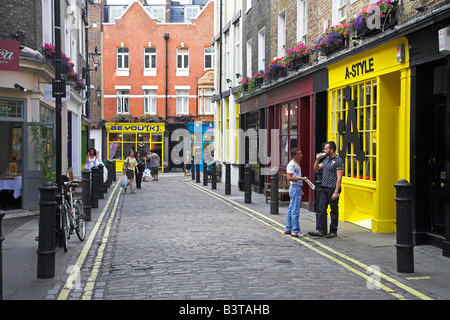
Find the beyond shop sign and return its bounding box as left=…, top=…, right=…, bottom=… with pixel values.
left=0, top=40, right=20, bottom=71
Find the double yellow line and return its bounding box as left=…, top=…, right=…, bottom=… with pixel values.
left=58, top=181, right=122, bottom=300
left=185, top=181, right=433, bottom=301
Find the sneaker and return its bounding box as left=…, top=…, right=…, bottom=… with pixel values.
left=131, top=190, right=136, bottom=194
left=284, top=231, right=291, bottom=235
left=308, top=230, right=325, bottom=237
left=325, top=232, right=337, bottom=238
left=291, top=232, right=306, bottom=238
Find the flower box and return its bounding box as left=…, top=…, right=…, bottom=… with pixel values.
left=355, top=12, right=397, bottom=38
left=288, top=55, right=309, bottom=71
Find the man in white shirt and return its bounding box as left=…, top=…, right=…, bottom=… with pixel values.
left=284, top=148, right=308, bottom=238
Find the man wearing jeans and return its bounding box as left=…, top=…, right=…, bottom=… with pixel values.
left=284, top=148, right=308, bottom=238
left=309, top=141, right=344, bottom=238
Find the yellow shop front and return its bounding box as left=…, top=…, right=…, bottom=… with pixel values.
left=327, top=37, right=410, bottom=233
left=106, top=122, right=165, bottom=173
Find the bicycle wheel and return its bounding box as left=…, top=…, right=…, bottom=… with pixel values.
left=74, top=200, right=86, bottom=241
left=60, top=205, right=69, bottom=252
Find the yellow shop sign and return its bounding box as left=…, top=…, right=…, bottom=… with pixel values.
left=345, top=57, right=374, bottom=80
left=105, top=122, right=165, bottom=133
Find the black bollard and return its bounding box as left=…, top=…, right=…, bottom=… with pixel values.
left=91, top=165, right=99, bottom=209
left=112, top=160, right=117, bottom=182
left=238, top=164, right=245, bottom=191
left=191, top=159, right=195, bottom=181
left=105, top=161, right=112, bottom=190
left=225, top=162, right=231, bottom=195
left=0, top=211, right=5, bottom=299
left=82, top=169, right=92, bottom=222
left=395, top=179, right=414, bottom=273
left=98, top=164, right=105, bottom=199
left=203, top=162, right=208, bottom=186
left=196, top=163, right=200, bottom=183
left=37, top=182, right=58, bottom=279
left=244, top=164, right=252, bottom=203
left=270, top=168, right=279, bottom=214
left=211, top=162, right=217, bottom=190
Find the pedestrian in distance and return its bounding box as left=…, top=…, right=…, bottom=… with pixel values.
left=135, top=151, right=145, bottom=189
left=149, top=150, right=161, bottom=181
left=308, top=141, right=344, bottom=238
left=84, top=148, right=98, bottom=170
left=184, top=151, right=192, bottom=176
left=123, top=149, right=138, bottom=194
left=143, top=151, right=151, bottom=182
left=284, top=148, right=308, bottom=238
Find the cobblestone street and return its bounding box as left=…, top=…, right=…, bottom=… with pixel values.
left=54, top=173, right=409, bottom=301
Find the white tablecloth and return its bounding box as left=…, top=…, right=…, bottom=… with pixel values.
left=0, top=176, right=22, bottom=199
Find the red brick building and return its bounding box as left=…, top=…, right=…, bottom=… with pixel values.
left=103, top=0, right=214, bottom=172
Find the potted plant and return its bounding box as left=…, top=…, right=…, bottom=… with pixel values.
left=237, top=77, right=249, bottom=96
left=30, top=121, right=56, bottom=182
left=265, top=58, right=287, bottom=80
left=284, top=42, right=311, bottom=71
left=351, top=0, right=398, bottom=38
left=175, top=113, right=191, bottom=122
left=141, top=114, right=162, bottom=122
left=113, top=114, right=133, bottom=123
left=315, top=24, right=352, bottom=56
left=253, top=70, right=265, bottom=87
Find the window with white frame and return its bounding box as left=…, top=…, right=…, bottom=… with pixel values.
left=201, top=88, right=215, bottom=115
left=177, top=47, right=189, bottom=70
left=225, top=32, right=230, bottom=81
left=109, top=6, right=124, bottom=23
left=117, top=90, right=129, bottom=114
left=278, top=10, right=286, bottom=58
left=144, top=89, right=157, bottom=115
left=204, top=47, right=214, bottom=69
left=235, top=22, right=241, bottom=81
left=117, top=47, right=129, bottom=69
left=185, top=6, right=200, bottom=22
left=258, top=27, right=265, bottom=72
left=246, top=0, right=251, bottom=12
left=246, top=39, right=252, bottom=78
left=297, top=0, right=308, bottom=43
left=144, top=47, right=156, bottom=69
left=42, top=0, right=54, bottom=46
left=339, top=0, right=347, bottom=22
left=176, top=89, right=189, bottom=114
left=148, top=6, right=165, bottom=23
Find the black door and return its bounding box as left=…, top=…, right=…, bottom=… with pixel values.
left=430, top=94, right=446, bottom=236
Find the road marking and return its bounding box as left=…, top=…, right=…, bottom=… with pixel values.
left=185, top=181, right=433, bottom=300
left=57, top=181, right=121, bottom=300
left=82, top=187, right=122, bottom=300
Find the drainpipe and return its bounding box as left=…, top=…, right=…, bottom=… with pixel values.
left=164, top=33, right=169, bottom=121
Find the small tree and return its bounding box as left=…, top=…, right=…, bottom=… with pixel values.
left=30, top=121, right=56, bottom=182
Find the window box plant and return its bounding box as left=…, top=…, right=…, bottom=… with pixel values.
left=174, top=113, right=191, bottom=122
left=113, top=114, right=133, bottom=123
left=352, top=0, right=398, bottom=38
left=284, top=42, right=311, bottom=71
left=265, top=58, right=286, bottom=80
left=315, top=24, right=351, bottom=56
left=237, top=77, right=250, bottom=96
left=141, top=114, right=162, bottom=123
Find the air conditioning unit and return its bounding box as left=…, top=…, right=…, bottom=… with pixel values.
left=438, top=26, right=450, bottom=55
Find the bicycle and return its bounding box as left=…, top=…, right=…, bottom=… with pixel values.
left=56, top=175, right=86, bottom=252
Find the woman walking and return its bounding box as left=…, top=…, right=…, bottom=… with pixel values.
left=135, top=151, right=145, bottom=189
left=123, top=149, right=138, bottom=194
left=85, top=148, right=98, bottom=170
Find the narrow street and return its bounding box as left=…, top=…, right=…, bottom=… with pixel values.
left=49, top=173, right=439, bottom=302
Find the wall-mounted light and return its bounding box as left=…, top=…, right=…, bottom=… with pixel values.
left=90, top=46, right=101, bottom=70
left=396, top=44, right=405, bottom=63
left=226, top=79, right=232, bottom=83
left=236, top=73, right=241, bottom=79
left=14, top=83, right=27, bottom=92
left=96, top=86, right=102, bottom=98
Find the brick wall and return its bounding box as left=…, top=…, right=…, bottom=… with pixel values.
left=102, top=1, right=214, bottom=122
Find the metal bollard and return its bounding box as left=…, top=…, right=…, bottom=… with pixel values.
left=98, top=164, right=105, bottom=199
left=104, top=161, right=112, bottom=190
left=225, top=162, right=231, bottom=195
left=82, top=169, right=92, bottom=222
left=395, top=179, right=414, bottom=273
left=91, top=166, right=99, bottom=209
left=244, top=164, right=252, bottom=203
left=203, top=162, right=208, bottom=186
left=238, top=164, right=245, bottom=191
left=270, top=168, right=279, bottom=214
left=0, top=211, right=5, bottom=299
left=211, top=162, right=217, bottom=190
left=112, top=160, right=117, bottom=182
left=37, top=182, right=58, bottom=279
left=196, top=163, right=200, bottom=183
left=191, top=159, right=195, bottom=181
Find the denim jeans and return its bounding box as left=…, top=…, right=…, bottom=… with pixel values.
left=284, top=186, right=303, bottom=234
left=316, top=187, right=340, bottom=233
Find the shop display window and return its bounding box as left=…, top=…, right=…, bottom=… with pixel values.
left=331, top=80, right=377, bottom=181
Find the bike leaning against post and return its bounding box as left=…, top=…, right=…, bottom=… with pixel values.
left=56, top=175, right=86, bottom=252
